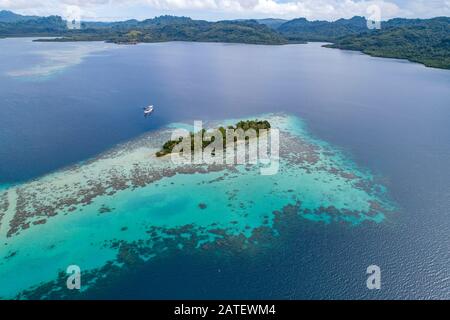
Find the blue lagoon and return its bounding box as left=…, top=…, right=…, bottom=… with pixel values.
left=0, top=39, right=449, bottom=299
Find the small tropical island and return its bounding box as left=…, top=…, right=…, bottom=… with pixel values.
left=156, top=120, right=271, bottom=157
left=0, top=113, right=395, bottom=299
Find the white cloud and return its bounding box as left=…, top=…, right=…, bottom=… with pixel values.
left=0, top=0, right=449, bottom=21
left=139, top=0, right=403, bottom=19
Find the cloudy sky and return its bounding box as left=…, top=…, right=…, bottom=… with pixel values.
left=1, top=0, right=449, bottom=21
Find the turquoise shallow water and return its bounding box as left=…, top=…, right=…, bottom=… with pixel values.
left=0, top=114, right=393, bottom=299
left=1, top=39, right=449, bottom=299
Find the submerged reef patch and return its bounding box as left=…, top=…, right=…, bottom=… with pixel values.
left=0, top=114, right=395, bottom=299
left=0, top=191, right=8, bottom=230
left=6, top=42, right=118, bottom=79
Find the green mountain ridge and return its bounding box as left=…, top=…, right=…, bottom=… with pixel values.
left=277, top=16, right=369, bottom=41
left=34, top=17, right=288, bottom=45
left=326, top=17, right=450, bottom=69
left=0, top=11, right=448, bottom=69
left=0, top=10, right=39, bottom=23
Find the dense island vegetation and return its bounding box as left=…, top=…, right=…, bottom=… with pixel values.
left=277, top=16, right=369, bottom=42
left=45, top=19, right=288, bottom=45
left=0, top=14, right=67, bottom=37
left=325, top=17, right=450, bottom=69
left=156, top=120, right=271, bottom=157
left=0, top=13, right=286, bottom=45
left=0, top=10, right=449, bottom=69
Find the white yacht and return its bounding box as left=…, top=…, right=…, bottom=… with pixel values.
left=144, top=105, right=154, bottom=117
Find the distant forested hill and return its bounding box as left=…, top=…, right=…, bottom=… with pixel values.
left=1, top=14, right=287, bottom=45
left=277, top=16, right=450, bottom=69
left=0, top=15, right=66, bottom=36
left=326, top=17, right=450, bottom=69
left=0, top=11, right=448, bottom=69
left=0, top=10, right=39, bottom=23
left=277, top=16, right=369, bottom=41
left=255, top=18, right=288, bottom=29
left=45, top=19, right=288, bottom=45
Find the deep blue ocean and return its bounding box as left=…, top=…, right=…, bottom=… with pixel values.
left=0, top=38, right=449, bottom=299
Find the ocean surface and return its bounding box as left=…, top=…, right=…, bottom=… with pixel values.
left=0, top=38, right=449, bottom=299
